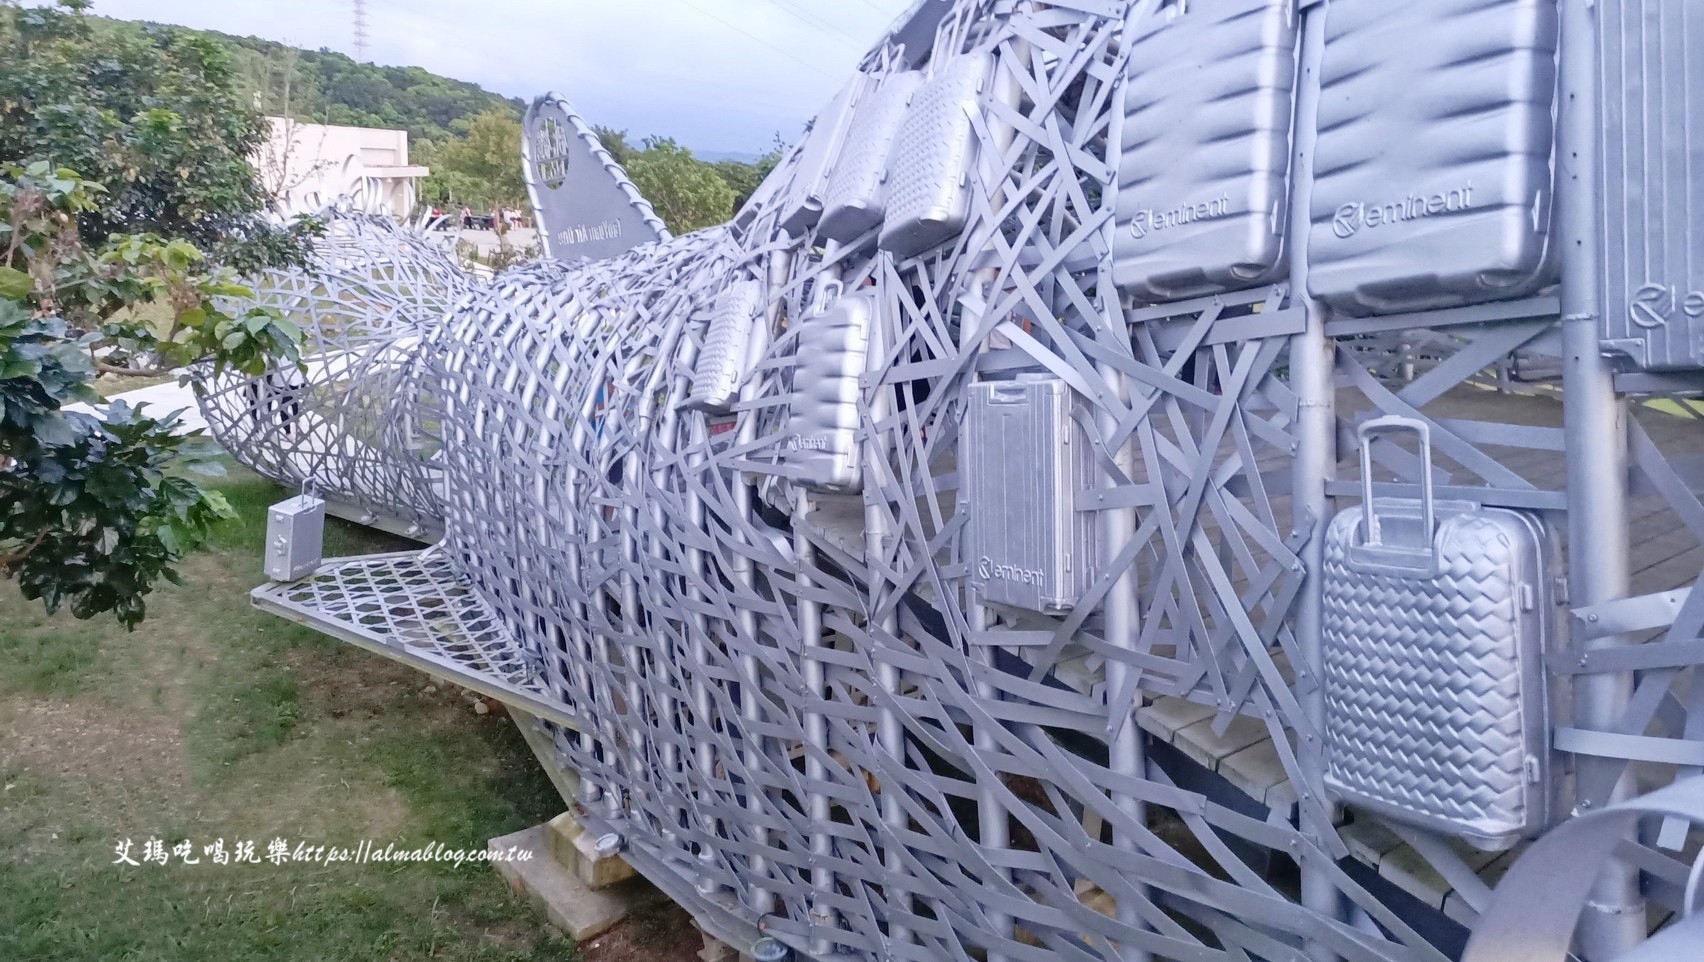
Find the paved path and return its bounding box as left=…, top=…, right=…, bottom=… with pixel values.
left=65, top=376, right=206, bottom=435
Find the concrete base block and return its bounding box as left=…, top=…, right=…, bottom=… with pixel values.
left=545, top=810, right=637, bottom=890
left=490, top=824, right=633, bottom=941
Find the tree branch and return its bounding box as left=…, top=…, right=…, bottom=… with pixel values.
left=0, top=529, right=51, bottom=573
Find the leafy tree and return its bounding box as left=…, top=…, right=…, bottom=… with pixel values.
left=0, top=162, right=302, bottom=627
left=625, top=138, right=738, bottom=235
left=711, top=139, right=786, bottom=214
left=417, top=108, right=527, bottom=210
left=594, top=126, right=636, bottom=166
left=0, top=1, right=314, bottom=275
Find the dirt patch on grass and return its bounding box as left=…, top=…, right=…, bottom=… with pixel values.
left=581, top=897, right=704, bottom=962
left=0, top=696, right=188, bottom=792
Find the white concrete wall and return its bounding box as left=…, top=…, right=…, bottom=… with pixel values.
left=258, top=118, right=428, bottom=220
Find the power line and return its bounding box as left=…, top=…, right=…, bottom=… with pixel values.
left=758, top=0, right=864, bottom=52
left=667, top=0, right=837, bottom=79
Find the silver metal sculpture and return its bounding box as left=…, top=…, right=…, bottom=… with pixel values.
left=195, top=206, right=471, bottom=536
left=209, top=2, right=1704, bottom=960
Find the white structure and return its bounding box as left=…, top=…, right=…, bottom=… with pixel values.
left=257, top=117, right=429, bottom=220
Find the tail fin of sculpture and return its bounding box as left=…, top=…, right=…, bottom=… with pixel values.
left=522, top=93, right=670, bottom=262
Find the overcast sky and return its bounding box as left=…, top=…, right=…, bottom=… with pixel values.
left=56, top=0, right=917, bottom=157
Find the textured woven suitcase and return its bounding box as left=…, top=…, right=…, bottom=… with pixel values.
left=964, top=378, right=1098, bottom=614
left=779, top=77, right=864, bottom=238
left=819, top=71, right=923, bottom=245
left=682, top=280, right=763, bottom=414
left=1306, top=0, right=1560, bottom=316
left=787, top=290, right=874, bottom=493
left=1322, top=417, right=1558, bottom=851
left=1112, top=0, right=1298, bottom=303
left=880, top=53, right=995, bottom=260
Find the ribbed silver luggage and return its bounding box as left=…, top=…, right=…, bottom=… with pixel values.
left=1112, top=0, right=1298, bottom=303
left=1322, top=418, right=1557, bottom=851
left=880, top=53, right=995, bottom=260
left=818, top=71, right=923, bottom=245
left=1306, top=0, right=1560, bottom=316
left=786, top=291, right=873, bottom=493
left=1598, top=0, right=1704, bottom=370
left=964, top=378, right=1098, bottom=614
left=682, top=280, right=763, bottom=414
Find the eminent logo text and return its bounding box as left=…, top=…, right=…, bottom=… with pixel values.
left=1333, top=182, right=1476, bottom=239
left=1127, top=194, right=1233, bottom=239
left=976, top=556, right=1046, bottom=586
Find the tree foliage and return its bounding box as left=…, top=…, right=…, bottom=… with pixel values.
left=0, top=162, right=302, bottom=628
left=223, top=37, right=523, bottom=145
left=0, top=1, right=313, bottom=273
left=416, top=108, right=527, bottom=210
left=624, top=138, right=739, bottom=235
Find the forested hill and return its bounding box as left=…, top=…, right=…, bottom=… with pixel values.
left=94, top=16, right=522, bottom=141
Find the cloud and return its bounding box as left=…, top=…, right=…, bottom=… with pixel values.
left=55, top=0, right=916, bottom=154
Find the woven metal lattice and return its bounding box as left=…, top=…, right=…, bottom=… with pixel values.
left=217, top=2, right=1704, bottom=961
left=196, top=207, right=469, bottom=529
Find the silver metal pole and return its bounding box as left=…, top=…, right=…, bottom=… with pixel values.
left=1286, top=6, right=1342, bottom=960
left=864, top=273, right=913, bottom=951
left=1097, top=359, right=1151, bottom=962
left=1558, top=1, right=1643, bottom=956
left=958, top=266, right=1013, bottom=962
left=736, top=245, right=791, bottom=917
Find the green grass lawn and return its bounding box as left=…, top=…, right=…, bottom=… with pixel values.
left=0, top=466, right=578, bottom=962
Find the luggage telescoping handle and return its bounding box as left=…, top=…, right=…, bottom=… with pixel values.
left=1358, top=415, right=1435, bottom=551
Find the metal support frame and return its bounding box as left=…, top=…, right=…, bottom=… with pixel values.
left=1558, top=1, right=1644, bottom=956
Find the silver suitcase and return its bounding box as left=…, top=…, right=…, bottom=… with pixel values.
left=1306, top=0, right=1560, bottom=316
left=964, top=378, right=1098, bottom=614
left=818, top=71, right=923, bottom=245
left=1323, top=418, right=1558, bottom=851
left=787, top=291, right=873, bottom=493
left=682, top=280, right=763, bottom=414
left=264, top=494, right=326, bottom=582
left=778, top=77, right=864, bottom=238
left=1598, top=0, right=1704, bottom=370
left=880, top=53, right=994, bottom=260
left=1112, top=0, right=1298, bottom=304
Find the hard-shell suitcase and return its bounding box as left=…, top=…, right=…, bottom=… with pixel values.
left=819, top=71, right=923, bottom=245
left=786, top=290, right=874, bottom=493
left=778, top=77, right=864, bottom=238
left=1597, top=0, right=1704, bottom=371
left=1306, top=0, right=1560, bottom=316
left=1112, top=0, right=1298, bottom=303
left=880, top=53, right=996, bottom=260
left=682, top=280, right=763, bottom=414
left=964, top=378, right=1098, bottom=614
left=1322, top=417, right=1558, bottom=851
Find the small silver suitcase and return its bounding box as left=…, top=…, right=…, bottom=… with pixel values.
left=818, top=70, right=923, bottom=245
left=682, top=280, right=763, bottom=414
left=786, top=291, right=874, bottom=493
left=1306, top=0, right=1560, bottom=316
left=1322, top=417, right=1558, bottom=851
left=1112, top=0, right=1299, bottom=303
left=264, top=494, right=326, bottom=582
left=880, top=53, right=995, bottom=260
left=964, top=378, right=1098, bottom=614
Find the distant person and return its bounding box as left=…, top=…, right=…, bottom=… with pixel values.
left=460, top=205, right=472, bottom=230
left=245, top=364, right=306, bottom=440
